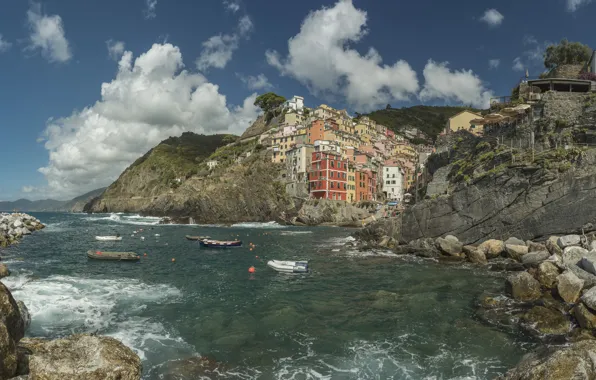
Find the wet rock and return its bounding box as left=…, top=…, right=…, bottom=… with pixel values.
left=521, top=251, right=549, bottom=267
left=0, top=282, right=24, bottom=343
left=408, top=238, right=441, bottom=257
left=435, top=237, right=462, bottom=256
left=557, top=271, right=584, bottom=303
left=497, top=340, right=596, bottom=380
left=16, top=302, right=30, bottom=333
left=479, top=295, right=514, bottom=309
left=545, top=236, right=562, bottom=256
left=536, top=262, right=560, bottom=288
left=0, top=264, right=9, bottom=279
left=558, top=234, right=581, bottom=249
left=444, top=235, right=459, bottom=243
left=157, top=355, right=224, bottom=380
left=507, top=272, right=541, bottom=301
left=18, top=334, right=141, bottom=380
left=505, top=244, right=528, bottom=262
left=488, top=260, right=525, bottom=272
left=0, top=322, right=17, bottom=379
left=463, top=245, right=487, bottom=264
left=437, top=255, right=465, bottom=263
left=526, top=241, right=547, bottom=253
left=567, top=328, right=596, bottom=342
left=520, top=306, right=570, bottom=336
left=562, top=246, right=589, bottom=266
left=478, top=239, right=505, bottom=259
left=573, top=303, right=596, bottom=330
left=505, top=237, right=526, bottom=246
left=371, top=290, right=400, bottom=310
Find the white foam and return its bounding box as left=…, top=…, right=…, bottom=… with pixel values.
left=83, top=213, right=161, bottom=226
left=280, top=231, right=313, bottom=235
left=231, top=221, right=287, bottom=229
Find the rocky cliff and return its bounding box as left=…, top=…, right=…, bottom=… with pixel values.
left=401, top=93, right=596, bottom=245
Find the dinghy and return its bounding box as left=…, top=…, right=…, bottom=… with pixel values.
left=87, top=250, right=139, bottom=261
left=199, top=239, right=242, bottom=248
left=267, top=260, right=309, bottom=273
left=186, top=235, right=211, bottom=241
left=95, top=236, right=122, bottom=241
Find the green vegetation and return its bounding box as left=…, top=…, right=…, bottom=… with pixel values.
left=543, top=39, right=592, bottom=69
left=365, top=105, right=483, bottom=142
left=254, top=92, right=286, bottom=113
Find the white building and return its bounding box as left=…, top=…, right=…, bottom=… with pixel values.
left=286, top=144, right=314, bottom=197
left=313, top=140, right=341, bottom=155
left=206, top=160, right=219, bottom=170
left=382, top=161, right=404, bottom=201
left=284, top=96, right=304, bottom=113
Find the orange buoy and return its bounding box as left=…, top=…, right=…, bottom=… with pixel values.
left=143, top=253, right=147, bottom=257
left=248, top=266, right=255, bottom=273
left=250, top=248, right=253, bottom=251
left=172, top=258, right=176, bottom=262
left=137, top=256, right=141, bottom=259
left=255, top=256, right=259, bottom=258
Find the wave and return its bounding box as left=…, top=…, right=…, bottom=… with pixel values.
left=279, top=231, right=313, bottom=235
left=231, top=221, right=287, bottom=229
left=83, top=213, right=161, bottom=226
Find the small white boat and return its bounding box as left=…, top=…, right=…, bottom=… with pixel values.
left=95, top=236, right=122, bottom=241
left=267, top=260, right=309, bottom=273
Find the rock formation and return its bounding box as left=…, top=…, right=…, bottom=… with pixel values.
left=0, top=214, right=44, bottom=248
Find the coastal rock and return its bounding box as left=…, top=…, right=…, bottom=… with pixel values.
left=521, top=251, right=549, bottom=267
left=506, top=272, right=541, bottom=301
left=408, top=238, right=441, bottom=258
left=562, top=246, right=589, bottom=266
left=526, top=241, right=546, bottom=253
left=580, top=252, right=596, bottom=275
left=444, top=235, right=459, bottom=243
left=463, top=245, right=487, bottom=264
left=478, top=239, right=505, bottom=259
left=498, top=340, right=596, bottom=380
left=435, top=237, right=462, bottom=256
left=520, top=306, right=570, bottom=336
left=505, top=237, right=526, bottom=247
left=505, top=244, right=528, bottom=262
left=581, top=287, right=596, bottom=310
left=0, top=322, right=17, bottom=379
left=546, top=236, right=562, bottom=256
left=488, top=260, right=525, bottom=272
left=573, top=303, right=596, bottom=330
left=12, top=220, right=22, bottom=228
left=536, top=262, right=560, bottom=288
left=17, top=334, right=142, bottom=380
left=0, top=264, right=9, bottom=279
left=590, top=240, right=596, bottom=251
left=16, top=301, right=30, bottom=333
left=568, top=264, right=596, bottom=288
left=157, top=355, right=224, bottom=380
left=0, top=282, right=24, bottom=343
left=557, top=271, right=584, bottom=303
left=558, top=235, right=581, bottom=249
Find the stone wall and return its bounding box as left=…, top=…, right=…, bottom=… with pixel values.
left=286, top=182, right=309, bottom=198
left=547, top=64, right=584, bottom=79
left=542, top=91, right=589, bottom=124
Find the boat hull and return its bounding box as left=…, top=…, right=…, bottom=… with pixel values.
left=199, top=240, right=242, bottom=248
left=185, top=235, right=211, bottom=241
left=87, top=250, right=139, bottom=261
left=95, top=236, right=122, bottom=241
left=267, top=260, right=309, bottom=273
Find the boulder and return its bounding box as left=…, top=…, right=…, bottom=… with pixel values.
left=488, top=261, right=525, bottom=272
left=17, top=302, right=30, bottom=333
left=573, top=303, right=596, bottom=330
left=581, top=287, right=596, bottom=310
left=562, top=246, right=589, bottom=267
left=505, top=244, right=528, bottom=262
left=156, top=355, right=224, bottom=380
left=0, top=321, right=17, bottom=379
left=580, top=251, right=596, bottom=275
left=590, top=240, right=596, bottom=251
left=408, top=238, right=441, bottom=257
left=526, top=241, right=546, bottom=253
left=521, top=251, right=549, bottom=267
left=17, top=334, right=141, bottom=380
left=520, top=306, right=570, bottom=336
left=0, top=264, right=9, bottom=279
left=536, top=262, right=560, bottom=288
left=0, top=282, right=25, bottom=343
left=462, top=245, right=487, bottom=264
left=506, top=272, right=541, bottom=301
left=444, top=235, right=459, bottom=243
left=558, top=234, right=581, bottom=249
left=478, top=239, right=505, bottom=259
left=435, top=237, right=463, bottom=256
left=557, top=271, right=584, bottom=303
left=12, top=220, right=22, bottom=228
left=497, top=340, right=596, bottom=380
left=568, top=264, right=596, bottom=288
left=505, top=237, right=526, bottom=246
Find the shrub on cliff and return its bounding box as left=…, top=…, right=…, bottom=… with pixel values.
left=544, top=39, right=592, bottom=69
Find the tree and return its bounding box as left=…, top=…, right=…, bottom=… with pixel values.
left=254, top=92, right=286, bottom=113
left=386, top=104, right=392, bottom=110
left=544, top=39, right=592, bottom=70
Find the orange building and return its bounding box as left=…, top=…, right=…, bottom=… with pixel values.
left=308, top=120, right=325, bottom=144
left=356, top=169, right=369, bottom=201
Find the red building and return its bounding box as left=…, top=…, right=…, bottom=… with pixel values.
left=309, top=151, right=348, bottom=201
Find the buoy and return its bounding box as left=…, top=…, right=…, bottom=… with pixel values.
left=172, top=258, right=176, bottom=262
left=248, top=266, right=255, bottom=273
left=250, top=248, right=253, bottom=251
left=255, top=256, right=259, bottom=258
left=143, top=253, right=147, bottom=257
left=137, top=256, right=140, bottom=259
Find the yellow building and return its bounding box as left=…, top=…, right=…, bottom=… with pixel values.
left=347, top=163, right=356, bottom=203
left=272, top=134, right=299, bottom=163
left=445, top=110, right=483, bottom=135
left=284, top=112, right=304, bottom=125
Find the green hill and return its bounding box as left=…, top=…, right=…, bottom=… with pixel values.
left=364, top=105, right=484, bottom=142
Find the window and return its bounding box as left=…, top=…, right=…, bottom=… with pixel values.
left=330, top=172, right=334, bottom=178
left=386, top=174, right=390, bottom=178
left=331, top=182, right=335, bottom=188
left=330, top=161, right=334, bottom=168
left=392, top=174, right=395, bottom=178
left=386, top=180, right=390, bottom=184
left=391, top=180, right=396, bottom=184
left=343, top=183, right=346, bottom=189
left=386, top=168, right=389, bottom=172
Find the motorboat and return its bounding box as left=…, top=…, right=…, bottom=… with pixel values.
left=186, top=235, right=211, bottom=241
left=95, top=236, right=122, bottom=241
left=199, top=239, right=242, bottom=248
left=267, top=260, right=309, bottom=273
left=87, top=250, right=139, bottom=261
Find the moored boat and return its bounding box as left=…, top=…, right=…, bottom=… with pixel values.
left=87, top=250, right=140, bottom=261
left=199, top=239, right=242, bottom=248
left=185, top=235, right=211, bottom=241
left=267, top=260, right=309, bottom=273
left=95, top=236, right=122, bottom=241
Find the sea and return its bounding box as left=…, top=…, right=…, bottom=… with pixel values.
left=0, top=212, right=536, bottom=379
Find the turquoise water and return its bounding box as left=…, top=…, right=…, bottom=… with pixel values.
left=0, top=212, right=533, bottom=379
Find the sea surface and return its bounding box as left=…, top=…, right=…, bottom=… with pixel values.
left=0, top=212, right=535, bottom=379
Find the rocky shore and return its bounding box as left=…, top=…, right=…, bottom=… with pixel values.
left=356, top=219, right=596, bottom=379
left=0, top=213, right=45, bottom=248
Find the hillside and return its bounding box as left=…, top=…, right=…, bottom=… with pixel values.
left=0, top=188, right=106, bottom=212
left=60, top=187, right=107, bottom=212
left=365, top=105, right=483, bottom=143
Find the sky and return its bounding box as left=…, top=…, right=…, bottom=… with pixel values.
left=0, top=0, right=593, bottom=201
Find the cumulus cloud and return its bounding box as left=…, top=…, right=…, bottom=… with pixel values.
left=196, top=15, right=253, bottom=71
left=512, top=57, right=524, bottom=72
left=419, top=60, right=493, bottom=108
left=512, top=35, right=549, bottom=73
left=0, top=34, right=12, bottom=53
left=479, top=9, right=504, bottom=27
left=144, top=0, right=157, bottom=19
left=38, top=43, right=261, bottom=199
left=106, top=40, right=125, bottom=61
left=223, top=0, right=240, bottom=12
left=21, top=186, right=35, bottom=193
left=238, top=73, right=273, bottom=90
left=266, top=0, right=418, bottom=112
left=567, top=0, right=593, bottom=11
left=488, top=59, right=500, bottom=69
left=25, top=3, right=72, bottom=63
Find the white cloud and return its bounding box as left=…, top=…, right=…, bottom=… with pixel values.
left=523, top=35, right=538, bottom=46
left=196, top=15, right=253, bottom=71
left=238, top=73, right=273, bottom=90
left=488, top=59, right=500, bottom=69
left=25, top=3, right=72, bottom=63
left=21, top=186, right=35, bottom=193
left=512, top=36, right=549, bottom=73
left=266, top=0, right=419, bottom=112
left=0, top=34, right=12, bottom=53
left=512, top=57, right=524, bottom=72
left=38, top=43, right=260, bottom=199
left=419, top=60, right=493, bottom=108
left=106, top=40, right=125, bottom=61
left=144, top=0, right=157, bottom=19
left=223, top=0, right=240, bottom=13
left=567, top=0, right=593, bottom=11
left=479, top=9, right=504, bottom=27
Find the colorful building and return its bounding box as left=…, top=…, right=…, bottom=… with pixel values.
left=355, top=169, right=369, bottom=201
left=309, top=151, right=348, bottom=201
left=284, top=112, right=304, bottom=125
left=347, top=163, right=356, bottom=203
left=308, top=120, right=325, bottom=144
left=444, top=110, right=483, bottom=135
left=383, top=160, right=404, bottom=201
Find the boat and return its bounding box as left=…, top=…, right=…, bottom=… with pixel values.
left=95, top=236, right=122, bottom=241
left=267, top=260, right=309, bottom=273
left=186, top=235, right=211, bottom=241
left=199, top=239, right=242, bottom=248
left=87, top=250, right=140, bottom=261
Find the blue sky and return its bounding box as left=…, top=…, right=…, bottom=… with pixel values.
left=0, top=0, right=593, bottom=201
